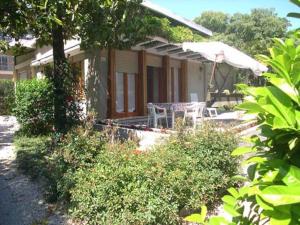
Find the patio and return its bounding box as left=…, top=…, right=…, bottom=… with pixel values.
left=96, top=108, right=257, bottom=150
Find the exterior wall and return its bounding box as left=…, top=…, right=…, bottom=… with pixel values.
left=187, top=61, right=206, bottom=102
left=0, top=71, right=13, bottom=80
left=16, top=51, right=35, bottom=65
left=13, top=42, right=241, bottom=120
left=147, top=54, right=162, bottom=67
left=16, top=66, right=32, bottom=80
left=116, top=50, right=138, bottom=74
left=85, top=49, right=108, bottom=120
left=170, top=58, right=181, bottom=68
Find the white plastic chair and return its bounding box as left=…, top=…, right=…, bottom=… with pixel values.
left=147, top=103, right=168, bottom=128
left=183, top=103, right=204, bottom=129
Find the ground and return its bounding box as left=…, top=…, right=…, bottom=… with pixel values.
left=0, top=116, right=68, bottom=225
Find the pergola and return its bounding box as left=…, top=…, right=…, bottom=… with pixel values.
left=132, top=37, right=209, bottom=63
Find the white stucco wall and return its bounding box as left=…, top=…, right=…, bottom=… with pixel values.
left=147, top=54, right=162, bottom=68
left=116, top=50, right=138, bottom=74
left=187, top=61, right=205, bottom=102
left=170, top=59, right=181, bottom=68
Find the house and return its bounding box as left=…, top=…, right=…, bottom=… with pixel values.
left=0, top=54, right=14, bottom=80
left=13, top=1, right=244, bottom=120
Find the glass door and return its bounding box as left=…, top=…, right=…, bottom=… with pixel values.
left=115, top=72, right=137, bottom=117
left=147, top=66, right=165, bottom=103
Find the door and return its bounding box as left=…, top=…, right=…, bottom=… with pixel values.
left=115, top=72, right=138, bottom=117
left=147, top=66, right=166, bottom=103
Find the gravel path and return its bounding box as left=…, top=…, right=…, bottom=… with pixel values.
left=0, top=116, right=68, bottom=225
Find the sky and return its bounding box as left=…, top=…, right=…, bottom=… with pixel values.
left=151, top=0, right=300, bottom=30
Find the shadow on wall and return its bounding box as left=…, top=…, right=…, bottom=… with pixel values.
left=86, top=49, right=108, bottom=120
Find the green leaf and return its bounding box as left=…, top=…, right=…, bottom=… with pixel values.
left=222, top=195, right=237, bottom=206
left=267, top=77, right=299, bottom=104
left=264, top=206, right=292, bottom=225
left=223, top=204, right=240, bottom=217
left=287, top=12, right=300, bottom=18
left=52, top=17, right=63, bottom=26
left=289, top=0, right=300, bottom=8
left=231, top=146, right=255, bottom=156
left=237, top=102, right=264, bottom=114
left=256, top=195, right=274, bottom=210
left=260, top=185, right=300, bottom=206
left=280, top=165, right=300, bottom=186
left=244, top=156, right=267, bottom=165
left=185, top=214, right=204, bottom=223
left=227, top=188, right=239, bottom=199
left=208, top=216, right=231, bottom=225
left=185, top=206, right=207, bottom=224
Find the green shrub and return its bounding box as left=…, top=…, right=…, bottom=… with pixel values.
left=69, top=123, right=238, bottom=225
left=186, top=34, right=300, bottom=225
left=14, top=121, right=238, bottom=225
left=14, top=125, right=117, bottom=202
left=14, top=79, right=54, bottom=135
left=0, top=80, right=15, bottom=115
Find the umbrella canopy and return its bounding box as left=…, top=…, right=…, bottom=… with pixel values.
left=182, top=41, right=268, bottom=76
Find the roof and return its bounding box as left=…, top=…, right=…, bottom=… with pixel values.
left=141, top=0, right=212, bottom=37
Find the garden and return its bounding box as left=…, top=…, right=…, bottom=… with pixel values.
left=0, top=0, right=300, bottom=224
left=6, top=33, right=300, bottom=225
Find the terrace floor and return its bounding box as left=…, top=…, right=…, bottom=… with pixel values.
left=106, top=111, right=256, bottom=129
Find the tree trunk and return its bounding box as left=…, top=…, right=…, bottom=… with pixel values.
left=52, top=23, right=67, bottom=132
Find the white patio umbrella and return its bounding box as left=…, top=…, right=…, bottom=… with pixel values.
left=182, top=41, right=268, bottom=103
left=182, top=41, right=268, bottom=76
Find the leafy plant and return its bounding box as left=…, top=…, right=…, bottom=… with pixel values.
left=14, top=79, right=54, bottom=135
left=69, top=123, right=238, bottom=225
left=185, top=34, right=300, bottom=225
left=0, top=80, right=15, bottom=115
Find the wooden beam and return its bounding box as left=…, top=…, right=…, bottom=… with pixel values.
left=107, top=48, right=116, bottom=118
left=180, top=60, right=188, bottom=102
left=162, top=55, right=170, bottom=102
left=138, top=50, right=147, bottom=115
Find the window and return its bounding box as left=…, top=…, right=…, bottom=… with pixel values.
left=115, top=72, right=137, bottom=115
left=171, top=67, right=181, bottom=102
left=0, top=55, right=13, bottom=71
left=116, top=72, right=125, bottom=113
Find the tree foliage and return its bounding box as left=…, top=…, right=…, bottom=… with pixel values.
left=194, top=9, right=290, bottom=56
left=0, top=0, right=203, bottom=131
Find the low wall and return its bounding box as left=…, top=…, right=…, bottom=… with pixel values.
left=94, top=124, right=170, bottom=150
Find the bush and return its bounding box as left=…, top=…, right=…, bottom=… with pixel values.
left=14, top=79, right=54, bottom=135
left=69, top=123, right=238, bottom=225
left=0, top=80, right=15, bottom=115
left=14, top=122, right=238, bottom=225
